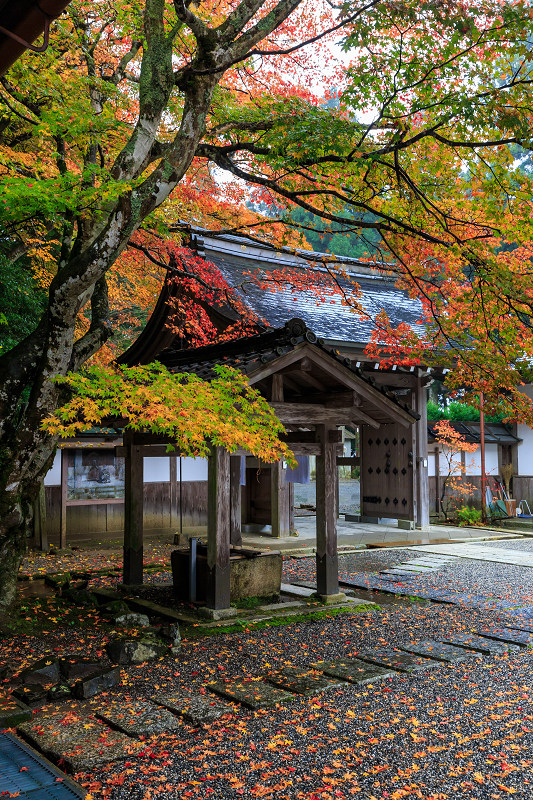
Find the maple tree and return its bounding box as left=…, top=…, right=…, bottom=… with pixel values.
left=432, top=420, right=478, bottom=521
left=1, top=0, right=533, bottom=609
left=42, top=362, right=295, bottom=464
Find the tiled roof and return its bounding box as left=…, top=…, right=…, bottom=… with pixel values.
left=157, top=317, right=419, bottom=420
left=427, top=421, right=521, bottom=444
left=197, top=234, right=423, bottom=346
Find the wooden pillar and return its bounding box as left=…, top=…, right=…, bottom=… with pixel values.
left=123, top=435, right=144, bottom=585
left=230, top=456, right=243, bottom=546
left=316, top=425, right=339, bottom=597
left=170, top=456, right=178, bottom=530
left=289, top=482, right=294, bottom=533
left=206, top=446, right=231, bottom=609
left=415, top=380, right=430, bottom=529
left=59, top=448, right=68, bottom=550
left=271, top=460, right=283, bottom=538
left=435, top=447, right=441, bottom=514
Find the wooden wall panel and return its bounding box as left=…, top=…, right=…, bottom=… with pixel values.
left=44, top=480, right=209, bottom=541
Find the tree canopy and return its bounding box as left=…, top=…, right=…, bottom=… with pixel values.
left=2, top=0, right=533, bottom=604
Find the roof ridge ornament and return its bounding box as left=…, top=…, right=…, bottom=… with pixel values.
left=283, top=318, right=307, bottom=337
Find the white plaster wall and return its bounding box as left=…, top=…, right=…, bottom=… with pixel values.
left=143, top=457, right=170, bottom=483
left=178, top=457, right=208, bottom=482
left=517, top=425, right=533, bottom=475
left=44, top=450, right=61, bottom=486
left=516, top=385, right=533, bottom=475
left=437, top=445, right=462, bottom=476
left=465, top=444, right=498, bottom=476
left=428, top=451, right=436, bottom=478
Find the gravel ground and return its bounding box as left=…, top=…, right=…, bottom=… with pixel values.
left=284, top=542, right=533, bottom=607
left=9, top=602, right=528, bottom=800
left=4, top=540, right=533, bottom=799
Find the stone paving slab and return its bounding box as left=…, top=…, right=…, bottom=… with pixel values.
left=408, top=590, right=457, bottom=602
left=356, top=649, right=442, bottom=673
left=0, top=696, right=31, bottom=727
left=506, top=622, right=533, bottom=633
left=265, top=666, right=345, bottom=695
left=312, top=658, right=397, bottom=685
left=411, top=543, right=533, bottom=567
left=208, top=679, right=295, bottom=710
left=398, top=639, right=476, bottom=663
left=95, top=699, right=183, bottom=737
left=474, top=628, right=533, bottom=648
left=154, top=690, right=234, bottom=726
left=378, top=570, right=418, bottom=578
left=440, top=633, right=521, bottom=655
left=18, top=712, right=141, bottom=773
left=280, top=583, right=316, bottom=598
left=259, top=600, right=304, bottom=612
left=393, top=565, right=439, bottom=572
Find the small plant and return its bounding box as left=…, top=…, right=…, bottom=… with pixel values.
left=456, top=506, right=483, bottom=526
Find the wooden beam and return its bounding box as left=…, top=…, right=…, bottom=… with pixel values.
left=316, top=424, right=339, bottom=597
left=230, top=456, right=243, bottom=547
left=349, top=411, right=380, bottom=429
left=271, top=402, right=380, bottom=427
left=289, top=443, right=343, bottom=455
left=279, top=356, right=314, bottom=373
left=299, top=372, right=328, bottom=392
left=337, top=456, right=360, bottom=466
left=115, top=445, right=174, bottom=458
left=123, top=437, right=144, bottom=585
left=59, top=448, right=68, bottom=549
left=59, top=438, right=123, bottom=449
left=271, top=373, right=284, bottom=402
left=247, top=342, right=308, bottom=384
left=281, top=431, right=318, bottom=443
left=206, top=446, right=231, bottom=609
left=364, top=372, right=418, bottom=388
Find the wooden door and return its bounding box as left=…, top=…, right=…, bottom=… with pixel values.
left=360, top=423, right=414, bottom=520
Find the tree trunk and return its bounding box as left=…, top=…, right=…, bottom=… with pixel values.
left=0, top=491, right=34, bottom=609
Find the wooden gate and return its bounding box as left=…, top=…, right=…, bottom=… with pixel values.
left=360, top=423, right=415, bottom=521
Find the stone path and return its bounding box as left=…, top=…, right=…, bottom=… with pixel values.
left=411, top=542, right=533, bottom=566
left=10, top=613, right=533, bottom=786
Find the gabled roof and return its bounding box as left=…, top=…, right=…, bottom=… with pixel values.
left=194, top=232, right=424, bottom=347
left=155, top=317, right=419, bottom=425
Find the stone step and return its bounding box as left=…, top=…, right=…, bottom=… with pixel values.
left=154, top=690, right=234, bottom=726
left=280, top=583, right=316, bottom=598
left=474, top=628, right=533, bottom=648
left=0, top=697, right=31, bottom=728
left=208, top=679, right=295, bottom=710
left=18, top=711, right=142, bottom=773
left=312, top=658, right=396, bottom=685
left=356, top=649, right=442, bottom=673
left=440, top=633, right=521, bottom=655
left=265, top=666, right=345, bottom=695
left=94, top=699, right=183, bottom=737
left=398, top=639, right=476, bottom=663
